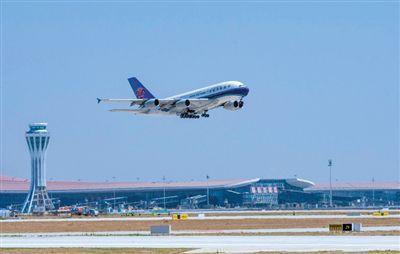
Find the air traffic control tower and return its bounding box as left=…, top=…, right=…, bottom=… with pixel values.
left=21, top=123, right=54, bottom=214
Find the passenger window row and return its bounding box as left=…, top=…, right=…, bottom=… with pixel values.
left=189, top=85, right=232, bottom=97
left=209, top=85, right=230, bottom=93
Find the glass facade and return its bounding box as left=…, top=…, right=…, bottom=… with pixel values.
left=3, top=178, right=399, bottom=210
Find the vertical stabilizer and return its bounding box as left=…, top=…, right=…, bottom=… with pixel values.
left=127, top=77, right=155, bottom=99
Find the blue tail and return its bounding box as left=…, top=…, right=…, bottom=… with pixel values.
left=127, top=77, right=155, bottom=99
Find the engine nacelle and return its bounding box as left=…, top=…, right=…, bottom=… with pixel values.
left=223, top=100, right=244, bottom=111
left=175, top=99, right=191, bottom=109
left=144, top=99, right=160, bottom=108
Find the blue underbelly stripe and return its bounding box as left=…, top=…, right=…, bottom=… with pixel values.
left=199, top=88, right=247, bottom=99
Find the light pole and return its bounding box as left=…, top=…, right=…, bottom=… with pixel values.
left=206, top=175, right=210, bottom=206
left=163, top=176, right=166, bottom=210
left=328, top=160, right=333, bottom=207
left=372, top=177, right=375, bottom=207
left=112, top=176, right=116, bottom=210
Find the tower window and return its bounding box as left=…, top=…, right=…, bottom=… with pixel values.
left=41, top=137, right=46, bottom=149
left=35, top=137, right=40, bottom=150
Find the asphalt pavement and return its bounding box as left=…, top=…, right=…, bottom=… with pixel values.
left=1, top=235, right=399, bottom=253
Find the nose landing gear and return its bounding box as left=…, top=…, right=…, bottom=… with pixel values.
left=201, top=111, right=210, bottom=118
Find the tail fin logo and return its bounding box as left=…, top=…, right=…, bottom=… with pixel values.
left=128, top=77, right=155, bottom=99
left=136, top=87, right=145, bottom=99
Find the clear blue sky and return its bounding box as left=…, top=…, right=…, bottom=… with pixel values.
left=2, top=2, right=398, bottom=183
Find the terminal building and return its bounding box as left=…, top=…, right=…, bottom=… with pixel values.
left=1, top=176, right=399, bottom=210
left=0, top=176, right=317, bottom=210
left=306, top=182, right=400, bottom=207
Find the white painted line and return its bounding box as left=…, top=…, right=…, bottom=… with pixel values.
left=1, top=235, right=399, bottom=252
left=1, top=226, right=399, bottom=237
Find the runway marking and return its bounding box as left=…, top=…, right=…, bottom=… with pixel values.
left=1, top=235, right=399, bottom=252
left=1, top=226, right=399, bottom=237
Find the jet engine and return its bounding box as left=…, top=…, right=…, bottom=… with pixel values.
left=223, top=100, right=244, bottom=111
left=144, top=99, right=160, bottom=108
left=175, top=99, right=191, bottom=109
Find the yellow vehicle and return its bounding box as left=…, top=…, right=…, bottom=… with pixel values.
left=172, top=213, right=188, bottom=220
left=372, top=211, right=389, bottom=216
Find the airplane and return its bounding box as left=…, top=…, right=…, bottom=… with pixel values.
left=97, top=77, right=249, bottom=119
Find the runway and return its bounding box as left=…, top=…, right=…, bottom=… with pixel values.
left=1, top=235, right=399, bottom=253
left=2, top=214, right=399, bottom=223
left=1, top=226, right=398, bottom=236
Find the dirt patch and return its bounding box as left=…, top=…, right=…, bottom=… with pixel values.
left=0, top=248, right=189, bottom=254
left=206, top=211, right=400, bottom=217
left=1, top=249, right=399, bottom=254
left=1, top=218, right=398, bottom=233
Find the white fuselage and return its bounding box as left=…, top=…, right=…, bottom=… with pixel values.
left=153, top=81, right=248, bottom=115
left=100, top=78, right=249, bottom=118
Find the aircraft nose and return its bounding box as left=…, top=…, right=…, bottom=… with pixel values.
left=243, top=86, right=249, bottom=96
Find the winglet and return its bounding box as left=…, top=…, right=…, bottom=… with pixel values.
left=97, top=98, right=102, bottom=104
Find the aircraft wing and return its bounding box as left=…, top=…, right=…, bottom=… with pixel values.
left=97, top=98, right=178, bottom=107
left=101, top=98, right=211, bottom=113
left=159, top=98, right=210, bottom=109
left=157, top=99, right=176, bottom=107
left=184, top=98, right=210, bottom=107
left=109, top=108, right=148, bottom=114
left=97, top=98, right=145, bottom=106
